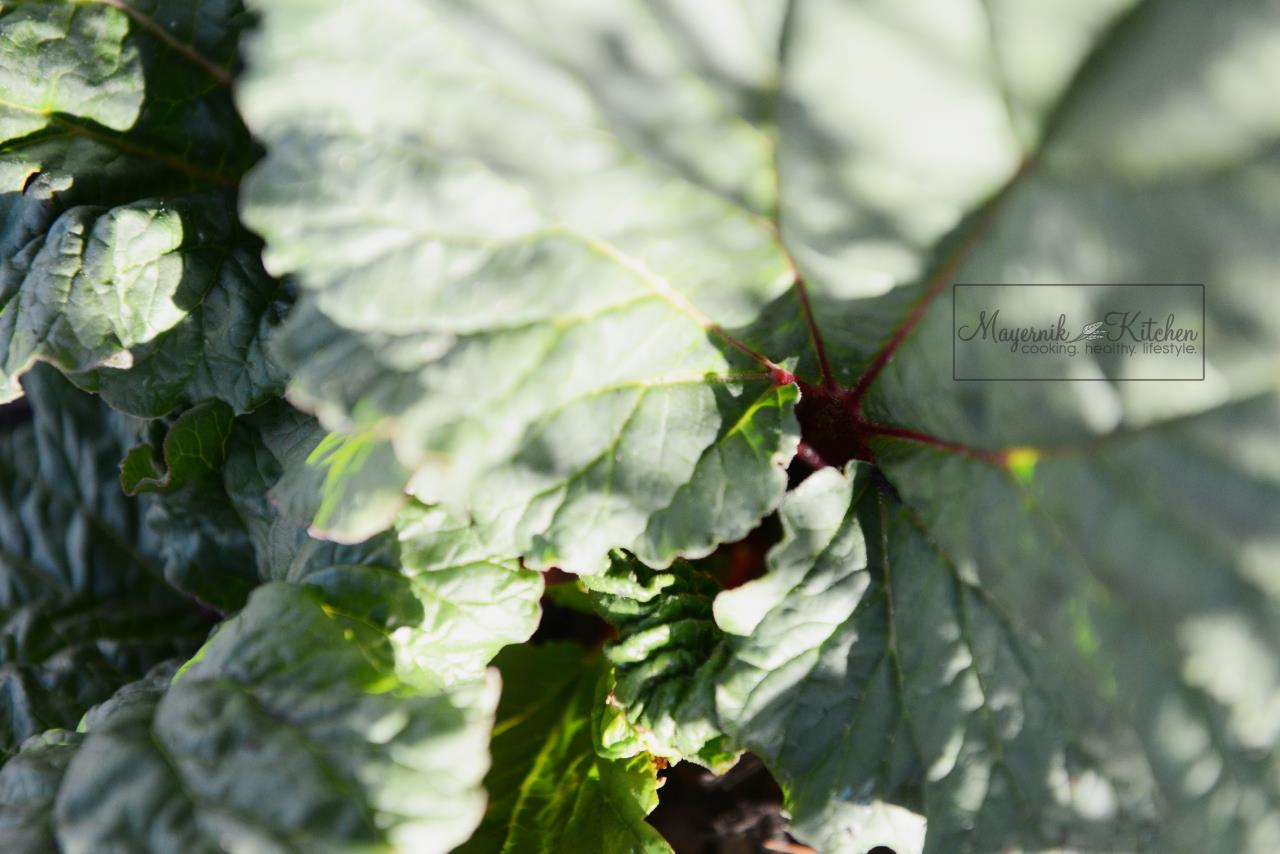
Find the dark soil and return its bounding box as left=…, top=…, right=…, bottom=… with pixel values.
left=647, top=754, right=810, bottom=854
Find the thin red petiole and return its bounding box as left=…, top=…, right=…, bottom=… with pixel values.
left=846, top=157, right=1035, bottom=413
left=792, top=277, right=838, bottom=390
left=856, top=419, right=1009, bottom=467
left=700, top=321, right=795, bottom=385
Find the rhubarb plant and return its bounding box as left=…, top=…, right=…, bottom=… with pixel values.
left=1, top=1, right=1278, bottom=852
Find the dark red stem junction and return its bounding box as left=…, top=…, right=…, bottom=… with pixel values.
left=776, top=159, right=1035, bottom=475
left=774, top=292, right=1019, bottom=478
left=787, top=378, right=1007, bottom=471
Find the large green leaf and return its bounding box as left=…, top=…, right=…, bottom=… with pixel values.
left=456, top=643, right=671, bottom=854
left=226, top=0, right=1279, bottom=850
left=0, top=584, right=497, bottom=853
left=773, top=0, right=1134, bottom=384
left=715, top=465, right=1155, bottom=853
left=0, top=366, right=207, bottom=759
left=0, top=0, right=286, bottom=415
left=873, top=399, right=1280, bottom=852
left=238, top=0, right=801, bottom=564
left=832, top=3, right=1280, bottom=850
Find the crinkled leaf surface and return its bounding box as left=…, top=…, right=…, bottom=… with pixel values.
left=0, top=728, right=80, bottom=853
left=715, top=466, right=1156, bottom=853
left=586, top=554, right=733, bottom=770
left=0, top=0, right=286, bottom=415
left=238, top=0, right=801, bottom=568
left=0, top=366, right=207, bottom=759
left=456, top=642, right=671, bottom=854
left=387, top=503, right=543, bottom=687
left=0, top=373, right=530, bottom=851
left=2, top=584, right=497, bottom=854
